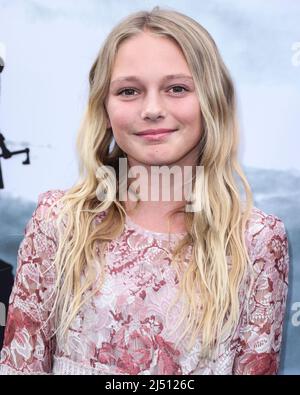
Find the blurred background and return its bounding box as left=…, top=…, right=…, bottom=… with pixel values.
left=0, top=0, right=299, bottom=374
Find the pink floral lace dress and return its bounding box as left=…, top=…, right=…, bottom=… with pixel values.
left=0, top=190, right=289, bottom=375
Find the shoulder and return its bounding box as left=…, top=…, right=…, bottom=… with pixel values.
left=22, top=189, right=67, bottom=249
left=245, top=206, right=288, bottom=248
left=36, top=189, right=67, bottom=215
left=31, top=189, right=67, bottom=227
left=244, top=206, right=289, bottom=278
left=35, top=189, right=109, bottom=231
left=246, top=206, right=287, bottom=238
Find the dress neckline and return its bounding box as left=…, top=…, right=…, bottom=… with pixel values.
left=124, top=214, right=187, bottom=241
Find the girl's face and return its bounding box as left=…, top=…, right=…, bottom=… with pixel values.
left=105, top=31, right=202, bottom=168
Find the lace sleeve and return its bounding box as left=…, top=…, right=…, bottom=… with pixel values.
left=233, top=214, right=289, bottom=375
left=0, top=190, right=64, bottom=375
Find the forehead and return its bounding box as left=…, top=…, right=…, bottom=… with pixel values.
left=111, top=32, right=191, bottom=78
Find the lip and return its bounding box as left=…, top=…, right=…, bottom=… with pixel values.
left=135, top=128, right=176, bottom=136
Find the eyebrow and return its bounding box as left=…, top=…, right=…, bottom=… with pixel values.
left=110, top=74, right=194, bottom=87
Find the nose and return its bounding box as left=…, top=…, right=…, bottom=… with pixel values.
left=140, top=91, right=166, bottom=121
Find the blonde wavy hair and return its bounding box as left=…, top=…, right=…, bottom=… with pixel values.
left=46, top=6, right=254, bottom=359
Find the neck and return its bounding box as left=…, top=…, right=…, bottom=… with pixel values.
left=121, top=160, right=198, bottom=231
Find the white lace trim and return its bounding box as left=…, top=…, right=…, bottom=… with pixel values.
left=52, top=356, right=112, bottom=375
left=0, top=356, right=233, bottom=375
left=0, top=364, right=50, bottom=375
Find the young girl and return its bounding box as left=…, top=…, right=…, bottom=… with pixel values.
left=0, top=7, right=289, bottom=375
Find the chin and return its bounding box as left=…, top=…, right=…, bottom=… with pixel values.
left=145, top=158, right=175, bottom=167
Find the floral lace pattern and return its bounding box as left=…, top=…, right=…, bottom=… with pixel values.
left=0, top=190, right=289, bottom=375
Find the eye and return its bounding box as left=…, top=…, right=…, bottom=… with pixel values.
left=117, top=85, right=189, bottom=97
left=169, top=85, right=189, bottom=94
left=117, top=88, right=138, bottom=97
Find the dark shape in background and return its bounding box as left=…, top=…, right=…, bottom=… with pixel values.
left=0, top=49, right=32, bottom=351
left=0, top=259, right=14, bottom=350
left=0, top=47, right=31, bottom=189
left=0, top=49, right=4, bottom=73
left=0, top=133, right=31, bottom=189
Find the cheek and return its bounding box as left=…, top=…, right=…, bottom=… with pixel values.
left=174, top=98, right=201, bottom=125
left=110, top=107, right=135, bottom=132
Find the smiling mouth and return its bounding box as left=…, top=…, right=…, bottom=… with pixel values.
left=135, top=130, right=177, bottom=140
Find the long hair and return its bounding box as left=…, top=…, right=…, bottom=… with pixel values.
left=46, top=6, right=253, bottom=359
